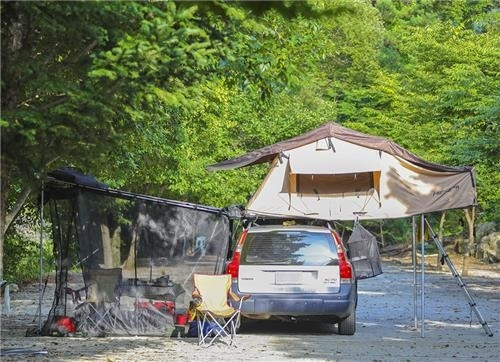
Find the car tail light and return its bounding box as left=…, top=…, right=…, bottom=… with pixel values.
left=226, top=230, right=247, bottom=279
left=226, top=249, right=241, bottom=279
left=331, top=230, right=353, bottom=281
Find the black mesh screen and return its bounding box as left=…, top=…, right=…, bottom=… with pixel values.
left=42, top=184, right=230, bottom=336
left=346, top=223, right=382, bottom=280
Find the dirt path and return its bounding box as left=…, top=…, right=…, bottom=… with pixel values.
left=1, top=259, right=499, bottom=361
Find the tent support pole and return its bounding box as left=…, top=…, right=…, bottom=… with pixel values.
left=412, top=216, right=417, bottom=330
left=424, top=217, right=493, bottom=337
left=38, top=184, right=44, bottom=333
left=420, top=214, right=425, bottom=337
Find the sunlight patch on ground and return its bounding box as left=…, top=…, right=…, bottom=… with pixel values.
left=358, top=291, right=385, bottom=296
left=381, top=336, right=412, bottom=342
left=425, top=320, right=483, bottom=329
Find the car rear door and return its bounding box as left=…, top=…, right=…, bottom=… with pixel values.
left=238, top=228, right=341, bottom=294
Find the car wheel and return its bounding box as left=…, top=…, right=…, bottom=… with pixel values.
left=337, top=310, right=356, bottom=335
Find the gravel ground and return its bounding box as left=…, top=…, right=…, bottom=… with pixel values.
left=1, top=259, right=499, bottom=361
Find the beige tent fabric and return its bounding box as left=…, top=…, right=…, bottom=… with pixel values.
left=287, top=138, right=382, bottom=174
left=208, top=122, right=476, bottom=221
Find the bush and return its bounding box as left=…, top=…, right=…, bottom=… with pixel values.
left=4, top=223, right=54, bottom=284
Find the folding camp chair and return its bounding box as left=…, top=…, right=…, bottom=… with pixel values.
left=75, top=268, right=122, bottom=334
left=193, top=274, right=249, bottom=346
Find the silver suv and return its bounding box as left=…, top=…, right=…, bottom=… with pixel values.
left=226, top=224, right=357, bottom=335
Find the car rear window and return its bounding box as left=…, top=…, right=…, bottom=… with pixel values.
left=241, top=230, right=338, bottom=266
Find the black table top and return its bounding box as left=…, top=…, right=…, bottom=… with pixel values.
left=120, top=280, right=185, bottom=300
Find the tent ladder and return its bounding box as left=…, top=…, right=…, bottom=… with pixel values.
left=424, top=217, right=493, bottom=337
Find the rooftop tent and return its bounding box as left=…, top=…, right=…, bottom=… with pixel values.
left=207, top=122, right=476, bottom=221
left=40, top=168, right=231, bottom=336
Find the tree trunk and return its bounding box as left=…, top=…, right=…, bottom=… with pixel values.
left=100, top=224, right=113, bottom=268
left=436, top=211, right=446, bottom=270
left=123, top=227, right=138, bottom=271
left=0, top=158, right=8, bottom=280
left=111, top=226, right=121, bottom=266
left=461, top=207, right=476, bottom=276
left=4, top=187, right=32, bottom=234
left=100, top=224, right=122, bottom=267
left=379, top=220, right=385, bottom=248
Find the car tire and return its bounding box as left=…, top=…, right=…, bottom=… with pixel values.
left=337, top=310, right=356, bottom=335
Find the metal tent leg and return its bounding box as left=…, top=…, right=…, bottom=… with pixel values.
left=412, top=216, right=417, bottom=330
left=420, top=215, right=425, bottom=337
left=38, top=185, right=44, bottom=334
left=424, top=217, right=494, bottom=337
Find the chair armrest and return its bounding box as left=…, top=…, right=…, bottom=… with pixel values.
left=192, top=287, right=201, bottom=299
left=229, top=290, right=251, bottom=302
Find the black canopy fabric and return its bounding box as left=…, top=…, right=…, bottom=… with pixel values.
left=41, top=171, right=231, bottom=336
left=48, top=167, right=108, bottom=189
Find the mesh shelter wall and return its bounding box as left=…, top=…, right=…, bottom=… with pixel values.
left=346, top=223, right=382, bottom=280
left=42, top=183, right=230, bottom=336
left=40, top=190, right=80, bottom=336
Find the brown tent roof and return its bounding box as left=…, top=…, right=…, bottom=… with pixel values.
left=207, top=122, right=471, bottom=173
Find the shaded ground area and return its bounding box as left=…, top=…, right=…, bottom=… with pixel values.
left=1, top=258, right=499, bottom=361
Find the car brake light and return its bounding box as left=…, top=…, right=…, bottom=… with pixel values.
left=339, top=259, right=353, bottom=279
left=226, top=230, right=247, bottom=279
left=331, top=230, right=353, bottom=280
left=226, top=250, right=240, bottom=279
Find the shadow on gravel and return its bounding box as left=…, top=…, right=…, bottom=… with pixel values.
left=239, top=319, right=336, bottom=335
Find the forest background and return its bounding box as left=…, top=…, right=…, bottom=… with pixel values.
left=1, top=0, right=499, bottom=283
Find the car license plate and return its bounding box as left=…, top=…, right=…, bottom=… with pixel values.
left=275, top=271, right=302, bottom=285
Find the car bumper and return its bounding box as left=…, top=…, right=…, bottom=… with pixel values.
left=231, top=282, right=356, bottom=319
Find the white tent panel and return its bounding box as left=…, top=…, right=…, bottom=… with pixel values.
left=287, top=138, right=382, bottom=175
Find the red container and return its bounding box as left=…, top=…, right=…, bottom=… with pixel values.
left=55, top=316, right=76, bottom=334
left=175, top=313, right=188, bottom=326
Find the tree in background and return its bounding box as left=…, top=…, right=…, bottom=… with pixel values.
left=1, top=0, right=498, bottom=280
left=2, top=1, right=215, bottom=277
left=0, top=0, right=325, bottom=279
left=0, top=1, right=274, bottom=278
left=375, top=0, right=499, bottom=222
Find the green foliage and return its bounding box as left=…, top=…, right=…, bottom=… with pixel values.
left=4, top=231, right=53, bottom=284
left=4, top=206, right=54, bottom=283
left=1, top=0, right=499, bottom=277
left=373, top=0, right=499, bottom=223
